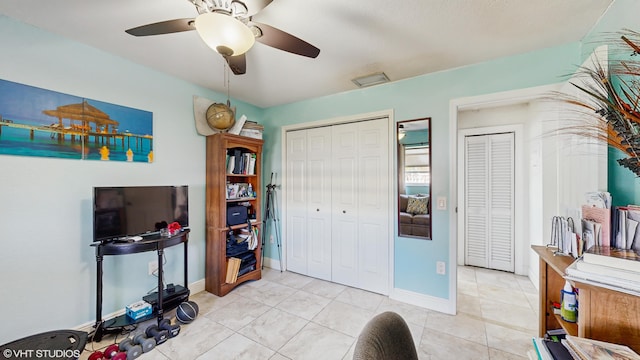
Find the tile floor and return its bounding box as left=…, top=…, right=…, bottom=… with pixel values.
left=82, top=266, right=538, bottom=360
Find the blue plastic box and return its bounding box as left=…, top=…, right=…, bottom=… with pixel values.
left=126, top=300, right=152, bottom=320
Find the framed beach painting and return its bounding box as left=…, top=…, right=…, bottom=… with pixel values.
left=0, top=79, right=153, bottom=162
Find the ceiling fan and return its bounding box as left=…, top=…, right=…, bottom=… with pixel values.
left=125, top=0, right=320, bottom=75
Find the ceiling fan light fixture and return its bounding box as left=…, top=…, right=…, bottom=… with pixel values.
left=195, top=12, right=255, bottom=56
left=351, top=72, right=390, bottom=88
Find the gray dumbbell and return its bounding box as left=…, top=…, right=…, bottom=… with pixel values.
left=118, top=338, right=142, bottom=359
left=133, top=333, right=156, bottom=353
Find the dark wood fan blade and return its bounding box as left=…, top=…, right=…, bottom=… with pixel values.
left=245, top=0, right=273, bottom=16
left=125, top=18, right=195, bottom=36
left=252, top=22, right=320, bottom=58
left=225, top=54, right=247, bottom=75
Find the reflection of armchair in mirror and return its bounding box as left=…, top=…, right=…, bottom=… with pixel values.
left=397, top=118, right=431, bottom=239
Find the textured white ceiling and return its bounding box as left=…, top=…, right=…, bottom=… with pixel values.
left=0, top=0, right=613, bottom=107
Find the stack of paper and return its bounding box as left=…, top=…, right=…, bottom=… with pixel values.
left=550, top=216, right=580, bottom=257
left=582, top=205, right=610, bottom=248
left=565, top=260, right=640, bottom=295
left=240, top=121, right=263, bottom=139
left=585, top=191, right=612, bottom=209
left=565, top=246, right=640, bottom=295
left=612, top=206, right=640, bottom=250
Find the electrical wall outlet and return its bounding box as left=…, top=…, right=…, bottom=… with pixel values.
left=148, top=260, right=158, bottom=275
left=436, top=261, right=446, bottom=275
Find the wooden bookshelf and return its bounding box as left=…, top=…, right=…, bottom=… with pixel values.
left=533, top=245, right=577, bottom=336
left=205, top=133, right=263, bottom=296
left=533, top=245, right=640, bottom=353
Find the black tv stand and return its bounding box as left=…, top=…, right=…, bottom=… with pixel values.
left=90, top=229, right=190, bottom=342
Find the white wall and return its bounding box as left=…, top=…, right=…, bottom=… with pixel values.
left=0, top=15, right=262, bottom=343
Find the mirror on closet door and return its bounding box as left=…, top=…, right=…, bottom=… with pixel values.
left=397, top=118, right=431, bottom=240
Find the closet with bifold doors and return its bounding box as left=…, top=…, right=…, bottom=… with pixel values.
left=285, top=117, right=391, bottom=295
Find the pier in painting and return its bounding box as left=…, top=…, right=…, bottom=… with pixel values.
left=0, top=118, right=152, bottom=152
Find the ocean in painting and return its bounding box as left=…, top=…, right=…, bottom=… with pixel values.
left=0, top=79, right=153, bottom=163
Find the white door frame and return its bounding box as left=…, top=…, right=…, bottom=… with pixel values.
left=280, top=109, right=395, bottom=293
left=449, top=83, right=562, bottom=300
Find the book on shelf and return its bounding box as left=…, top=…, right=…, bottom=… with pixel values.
left=228, top=114, right=247, bottom=135
left=240, top=153, right=256, bottom=175
left=561, top=335, right=640, bottom=360
left=545, top=340, right=574, bottom=360
left=242, top=120, right=264, bottom=131
left=227, top=155, right=235, bottom=174
left=226, top=257, right=241, bottom=284
left=232, top=149, right=242, bottom=174
left=248, top=154, right=256, bottom=175
left=227, top=149, right=257, bottom=175
left=583, top=246, right=640, bottom=273
left=532, top=337, right=553, bottom=360
left=532, top=329, right=573, bottom=360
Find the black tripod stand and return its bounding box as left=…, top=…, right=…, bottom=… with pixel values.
left=262, top=172, right=283, bottom=271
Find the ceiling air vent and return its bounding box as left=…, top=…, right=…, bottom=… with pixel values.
left=351, top=72, right=390, bottom=88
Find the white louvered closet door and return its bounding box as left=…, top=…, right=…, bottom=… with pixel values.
left=464, top=133, right=514, bottom=272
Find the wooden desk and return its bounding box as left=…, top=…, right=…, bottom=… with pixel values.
left=533, top=245, right=640, bottom=352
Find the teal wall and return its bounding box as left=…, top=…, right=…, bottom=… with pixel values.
left=261, top=43, right=581, bottom=298
left=406, top=186, right=429, bottom=196
left=401, top=129, right=429, bottom=146
left=609, top=148, right=640, bottom=206
left=581, top=0, right=640, bottom=206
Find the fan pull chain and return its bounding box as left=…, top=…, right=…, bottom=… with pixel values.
left=224, top=60, right=231, bottom=107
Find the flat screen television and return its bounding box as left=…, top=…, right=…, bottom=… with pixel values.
left=93, top=185, right=189, bottom=242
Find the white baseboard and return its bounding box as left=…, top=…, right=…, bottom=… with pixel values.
left=189, top=278, right=205, bottom=294
left=262, top=257, right=282, bottom=271
left=389, top=287, right=456, bottom=315
left=75, top=278, right=207, bottom=333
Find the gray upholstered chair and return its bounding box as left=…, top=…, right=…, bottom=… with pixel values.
left=353, top=311, right=418, bottom=360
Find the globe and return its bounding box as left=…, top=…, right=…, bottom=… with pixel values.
left=206, top=103, right=235, bottom=131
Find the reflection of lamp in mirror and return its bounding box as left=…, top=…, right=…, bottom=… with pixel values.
left=398, top=124, right=405, bottom=139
